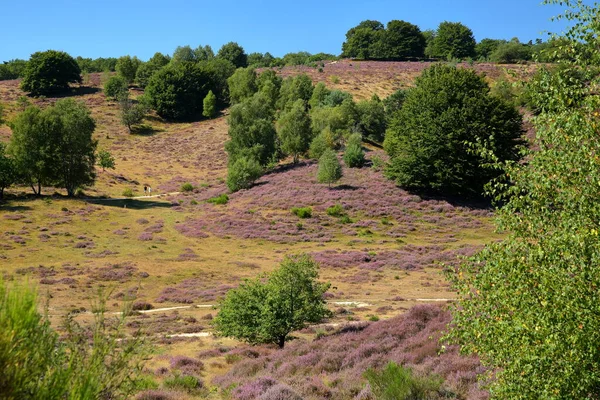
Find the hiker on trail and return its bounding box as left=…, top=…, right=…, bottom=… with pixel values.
left=148, top=186, right=152, bottom=194
left=144, top=186, right=147, bottom=194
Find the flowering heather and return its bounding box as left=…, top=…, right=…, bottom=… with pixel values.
left=176, top=156, right=491, bottom=244
left=91, top=262, right=143, bottom=282
left=215, top=304, right=487, bottom=400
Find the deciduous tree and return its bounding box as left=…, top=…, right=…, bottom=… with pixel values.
left=21, top=50, right=81, bottom=96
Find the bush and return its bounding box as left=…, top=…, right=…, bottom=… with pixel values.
left=291, top=207, right=312, bottom=218
left=207, top=194, right=229, bottom=205
left=202, top=90, right=217, bottom=118
left=343, top=133, right=365, bottom=168
left=104, top=75, right=128, bottom=100
left=326, top=204, right=345, bottom=217
left=308, top=128, right=338, bottom=160
left=115, top=55, right=141, bottom=84
left=163, top=375, right=203, bottom=393
left=123, top=188, right=134, bottom=197
left=21, top=50, right=81, bottom=96
left=384, top=64, right=523, bottom=196
left=227, top=67, right=258, bottom=104
left=365, top=362, right=444, bottom=400
left=227, top=156, right=263, bottom=192
left=180, top=183, right=194, bottom=192
left=217, top=42, right=248, bottom=68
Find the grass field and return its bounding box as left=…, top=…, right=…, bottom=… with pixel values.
left=0, top=61, right=519, bottom=398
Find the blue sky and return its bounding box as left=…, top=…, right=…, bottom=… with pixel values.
left=1, top=1, right=571, bottom=62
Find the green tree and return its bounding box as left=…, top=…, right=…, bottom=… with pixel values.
left=21, top=50, right=81, bottom=96
left=383, top=89, right=407, bottom=121
left=357, top=94, right=386, bottom=142
left=227, top=67, right=258, bottom=104
left=198, top=58, right=236, bottom=107
left=490, top=40, right=532, bottom=63
left=342, top=20, right=385, bottom=59
left=103, top=75, right=128, bottom=100
left=384, top=64, right=523, bottom=196
left=226, top=155, right=263, bottom=192
left=276, top=99, right=312, bottom=163
left=135, top=52, right=170, bottom=88
left=278, top=74, right=314, bottom=111
left=430, top=21, right=476, bottom=59
left=476, top=38, right=507, bottom=60
left=225, top=92, right=277, bottom=166
left=309, top=82, right=331, bottom=109
left=317, top=149, right=343, bottom=187
left=119, top=96, right=147, bottom=133
left=49, top=99, right=98, bottom=197
left=214, top=254, right=331, bottom=348
left=202, top=90, right=217, bottom=118
left=194, top=45, right=214, bottom=61
left=343, top=133, right=365, bottom=168
left=309, top=128, right=337, bottom=159
left=0, top=143, right=16, bottom=199
left=383, top=20, right=426, bottom=59
left=217, top=42, right=248, bottom=68
left=257, top=70, right=282, bottom=110
left=97, top=149, right=115, bottom=171
left=447, top=2, right=600, bottom=397
left=115, top=55, right=141, bottom=84
left=172, top=45, right=196, bottom=63
left=145, top=62, right=211, bottom=120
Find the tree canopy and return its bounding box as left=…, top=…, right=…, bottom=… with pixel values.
left=21, top=50, right=81, bottom=96
left=217, top=42, right=248, bottom=68
left=429, top=21, right=476, bottom=60
left=384, top=64, right=523, bottom=196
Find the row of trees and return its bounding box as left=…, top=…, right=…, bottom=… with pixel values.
left=342, top=19, right=553, bottom=62
left=224, top=68, right=388, bottom=191
left=0, top=99, right=99, bottom=197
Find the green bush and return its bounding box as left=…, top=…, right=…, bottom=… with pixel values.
left=104, top=75, right=128, bottom=100
left=163, top=374, right=203, bottom=393
left=21, top=50, right=81, bottom=96
left=207, top=194, right=229, bottom=205
left=291, top=207, right=312, bottom=218
left=122, top=188, right=134, bottom=197
left=227, top=155, right=263, bottom=192
left=326, top=204, right=345, bottom=217
left=317, top=149, right=343, bottom=187
left=202, top=90, right=217, bottom=118
left=181, top=183, right=194, bottom=192
left=365, top=362, right=444, bottom=400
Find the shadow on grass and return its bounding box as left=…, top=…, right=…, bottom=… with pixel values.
left=86, top=198, right=173, bottom=210
left=53, top=86, right=101, bottom=98
left=0, top=203, right=33, bottom=212
left=331, top=184, right=360, bottom=191
left=406, top=189, right=494, bottom=211
left=131, top=124, right=164, bottom=136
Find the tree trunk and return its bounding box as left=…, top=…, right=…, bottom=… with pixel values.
left=278, top=335, right=286, bottom=349
left=0, top=187, right=3, bottom=199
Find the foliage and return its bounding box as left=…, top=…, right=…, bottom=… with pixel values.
left=202, top=90, right=217, bottom=118
left=343, top=133, right=365, bottom=168
left=317, top=149, right=343, bottom=187
left=135, top=52, right=170, bottom=88
left=207, top=193, right=229, bottom=205
left=116, top=55, right=141, bottom=84
left=217, top=42, right=248, bottom=68
left=326, top=204, right=345, bottom=217
left=257, top=70, right=282, bottom=110
left=181, top=182, right=194, bottom=192
left=277, top=74, right=314, bottom=111
left=342, top=20, right=386, bottom=59
left=120, top=96, right=148, bottom=133
left=356, top=94, right=386, bottom=142
left=447, top=2, right=600, bottom=398
left=75, top=56, right=117, bottom=73
left=0, top=143, right=16, bottom=198
left=476, top=38, right=507, bottom=60
left=276, top=99, right=312, bottom=163
left=145, top=62, right=211, bottom=120
left=21, top=50, right=81, bottom=96
left=198, top=58, right=236, bottom=107
left=0, top=280, right=147, bottom=399
left=489, top=40, right=532, bottom=63
left=365, top=362, right=444, bottom=400
left=104, top=75, right=129, bottom=100
left=97, top=149, right=116, bottom=171
left=171, top=45, right=196, bottom=63
left=384, top=64, right=523, bottom=196
left=228, top=67, right=258, bottom=104
left=226, top=92, right=277, bottom=166
left=430, top=21, right=476, bottom=60
left=523, top=65, right=590, bottom=114
left=309, top=128, right=339, bottom=160
left=383, top=89, right=407, bottom=121
left=0, top=59, right=28, bottom=80
left=10, top=100, right=98, bottom=196
left=226, top=155, right=263, bottom=192
left=291, top=207, right=312, bottom=218
left=163, top=375, right=203, bottom=394
left=214, top=254, right=331, bottom=348
left=122, top=188, right=134, bottom=197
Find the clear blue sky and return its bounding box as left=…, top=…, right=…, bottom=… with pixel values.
left=0, top=0, right=571, bottom=62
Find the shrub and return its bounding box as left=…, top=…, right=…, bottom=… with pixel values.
left=97, top=149, right=116, bottom=171
left=123, top=188, right=134, bottom=197
left=227, top=156, right=263, bottom=192
left=343, top=134, right=365, bottom=168
left=202, top=90, right=217, bottom=118
left=228, top=67, right=258, bottom=104
left=181, top=183, right=194, bottom=192
left=120, top=96, right=148, bottom=133
left=207, top=194, right=229, bottom=205
left=291, top=207, right=312, bottom=218
left=217, top=42, right=248, bottom=68
left=317, top=149, right=343, bottom=187
left=21, top=50, right=81, bottom=96
left=308, top=132, right=330, bottom=160
left=364, top=362, right=444, bottom=400
left=163, top=375, right=203, bottom=393
left=276, top=99, right=312, bottom=163
left=104, top=75, right=128, bottom=100
left=326, top=204, right=345, bottom=217
left=115, top=56, right=141, bottom=84
left=371, top=155, right=385, bottom=171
